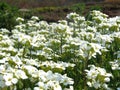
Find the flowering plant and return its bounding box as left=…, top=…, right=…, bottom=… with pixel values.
left=0, top=10, right=120, bottom=90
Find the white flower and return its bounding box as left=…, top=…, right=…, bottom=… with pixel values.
left=53, top=82, right=62, bottom=90
left=104, top=77, right=110, bottom=82
left=23, top=65, right=38, bottom=78
left=16, top=17, right=24, bottom=22
left=62, top=74, right=74, bottom=85
left=34, top=87, right=41, bottom=90
left=110, top=60, right=120, bottom=70
left=93, top=80, right=100, bottom=89
left=11, top=78, right=18, bottom=84
left=39, top=61, right=75, bottom=70
left=97, top=67, right=106, bottom=75
left=37, top=82, right=44, bottom=87
left=11, top=56, right=23, bottom=65
left=66, top=12, right=79, bottom=20
left=85, top=65, right=99, bottom=79
left=3, top=73, right=18, bottom=86
left=38, top=70, right=47, bottom=82
left=3, top=73, right=13, bottom=86
left=87, top=82, right=92, bottom=87
left=15, top=70, right=28, bottom=79
left=31, top=16, right=39, bottom=21
left=117, top=87, right=120, bottom=90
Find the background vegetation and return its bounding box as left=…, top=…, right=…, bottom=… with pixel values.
left=0, top=1, right=120, bottom=31
left=0, top=2, right=18, bottom=31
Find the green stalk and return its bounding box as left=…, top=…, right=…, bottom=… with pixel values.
left=60, top=34, right=63, bottom=55
left=23, top=45, right=26, bottom=58
left=83, top=55, right=89, bottom=90
left=30, top=47, right=32, bottom=59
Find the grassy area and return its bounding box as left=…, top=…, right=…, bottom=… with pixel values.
left=0, top=1, right=120, bottom=30
left=19, top=1, right=120, bottom=22
left=19, top=2, right=104, bottom=22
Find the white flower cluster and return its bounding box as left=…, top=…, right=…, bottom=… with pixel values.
left=0, top=16, right=75, bottom=90
left=85, top=65, right=112, bottom=89
left=0, top=10, right=120, bottom=89
left=0, top=56, right=74, bottom=90
left=39, top=61, right=75, bottom=70
left=110, top=60, right=120, bottom=70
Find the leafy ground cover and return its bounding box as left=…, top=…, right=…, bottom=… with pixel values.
left=0, top=10, right=120, bottom=90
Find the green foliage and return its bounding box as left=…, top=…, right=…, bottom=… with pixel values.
left=19, top=10, right=34, bottom=20
left=34, top=7, right=59, bottom=13
left=90, top=5, right=102, bottom=11
left=0, top=2, right=18, bottom=31
left=70, top=3, right=86, bottom=15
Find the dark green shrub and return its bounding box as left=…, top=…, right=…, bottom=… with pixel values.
left=70, top=3, right=86, bottom=15
left=0, top=2, right=19, bottom=31
left=90, top=5, right=102, bottom=11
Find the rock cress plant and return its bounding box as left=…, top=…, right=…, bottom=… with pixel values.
left=0, top=10, right=120, bottom=90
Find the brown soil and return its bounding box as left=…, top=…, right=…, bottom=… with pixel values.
left=86, top=2, right=120, bottom=17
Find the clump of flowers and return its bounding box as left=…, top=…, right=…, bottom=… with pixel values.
left=110, top=60, right=120, bottom=70
left=85, top=65, right=113, bottom=89
left=0, top=10, right=120, bottom=89
left=0, top=56, right=74, bottom=90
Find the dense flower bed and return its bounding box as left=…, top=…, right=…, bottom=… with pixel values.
left=0, top=10, right=120, bottom=90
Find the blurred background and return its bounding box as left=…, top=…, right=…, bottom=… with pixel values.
left=0, top=0, right=120, bottom=30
